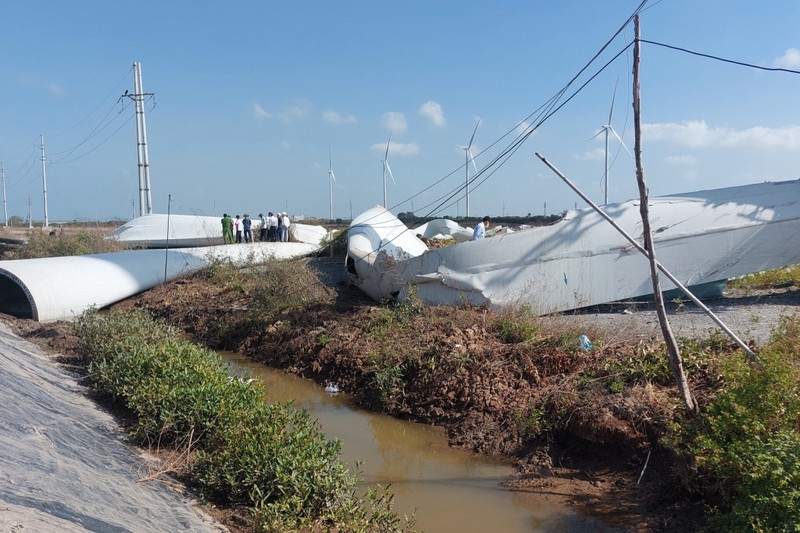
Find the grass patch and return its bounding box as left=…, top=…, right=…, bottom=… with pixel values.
left=728, top=264, right=800, bottom=290
left=4, top=229, right=132, bottom=259
left=75, top=308, right=414, bottom=532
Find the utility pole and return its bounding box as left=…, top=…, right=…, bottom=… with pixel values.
left=27, top=195, right=32, bottom=228
left=632, top=15, right=695, bottom=412
left=40, top=134, right=49, bottom=228
left=1, top=162, right=7, bottom=227
left=124, top=62, right=154, bottom=216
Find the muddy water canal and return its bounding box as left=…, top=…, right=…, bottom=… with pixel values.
left=223, top=352, right=620, bottom=532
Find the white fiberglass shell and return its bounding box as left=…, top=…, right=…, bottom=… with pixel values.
left=414, top=218, right=473, bottom=243
left=0, top=242, right=319, bottom=322
left=108, top=214, right=328, bottom=248
left=345, top=206, right=429, bottom=300
left=347, top=180, right=800, bottom=314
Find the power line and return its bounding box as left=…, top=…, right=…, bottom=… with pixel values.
left=50, top=66, right=133, bottom=138
left=50, top=113, right=135, bottom=166
left=50, top=99, right=132, bottom=164
left=640, top=39, right=800, bottom=75
left=387, top=1, right=649, bottom=223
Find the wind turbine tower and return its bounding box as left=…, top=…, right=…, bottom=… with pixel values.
left=464, top=118, right=481, bottom=218
left=593, top=83, right=631, bottom=205
left=1, top=162, right=7, bottom=227
left=328, top=146, right=336, bottom=222
left=381, top=133, right=395, bottom=208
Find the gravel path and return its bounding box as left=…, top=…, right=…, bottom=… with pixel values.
left=542, top=287, right=800, bottom=348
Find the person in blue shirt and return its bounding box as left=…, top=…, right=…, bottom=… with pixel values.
left=242, top=214, right=253, bottom=243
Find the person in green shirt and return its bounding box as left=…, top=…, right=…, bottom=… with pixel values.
left=221, top=213, right=234, bottom=244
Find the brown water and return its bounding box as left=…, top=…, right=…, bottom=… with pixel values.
left=224, top=352, right=620, bottom=533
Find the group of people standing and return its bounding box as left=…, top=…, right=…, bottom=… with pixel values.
left=221, top=211, right=290, bottom=244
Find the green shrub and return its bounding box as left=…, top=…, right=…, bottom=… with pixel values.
left=191, top=400, right=353, bottom=509
left=74, top=308, right=413, bottom=531
left=249, top=259, right=333, bottom=316
left=366, top=300, right=418, bottom=338
left=495, top=318, right=537, bottom=344
left=372, top=362, right=406, bottom=406
left=673, top=316, right=800, bottom=530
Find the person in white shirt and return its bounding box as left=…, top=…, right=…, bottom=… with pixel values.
left=267, top=212, right=279, bottom=241
left=233, top=215, right=243, bottom=243
left=258, top=213, right=267, bottom=241
left=472, top=216, right=491, bottom=240
left=280, top=212, right=291, bottom=242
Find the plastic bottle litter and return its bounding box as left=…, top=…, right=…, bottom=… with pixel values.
left=324, top=383, right=340, bottom=394
left=578, top=334, right=592, bottom=351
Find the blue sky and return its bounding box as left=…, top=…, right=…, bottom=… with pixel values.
left=1, top=0, right=799, bottom=222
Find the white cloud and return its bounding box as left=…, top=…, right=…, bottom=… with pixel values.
left=516, top=120, right=536, bottom=137
left=278, top=101, right=310, bottom=123
left=19, top=75, right=64, bottom=98
left=418, top=101, right=446, bottom=128
left=371, top=140, right=420, bottom=156
left=322, top=110, right=356, bottom=124
left=774, top=48, right=800, bottom=69
left=381, top=112, right=408, bottom=133
left=575, top=148, right=606, bottom=161
left=48, top=83, right=65, bottom=97
left=253, top=103, right=271, bottom=120
left=642, top=120, right=800, bottom=150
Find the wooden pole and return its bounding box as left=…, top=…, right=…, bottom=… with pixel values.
left=633, top=15, right=696, bottom=412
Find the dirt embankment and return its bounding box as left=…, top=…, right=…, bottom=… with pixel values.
left=11, top=256, right=800, bottom=532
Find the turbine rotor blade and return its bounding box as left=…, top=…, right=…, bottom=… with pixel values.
left=609, top=126, right=633, bottom=157
left=608, top=75, right=620, bottom=123
left=328, top=144, right=336, bottom=183
left=589, top=127, right=607, bottom=141
left=467, top=148, right=478, bottom=173
left=385, top=161, right=396, bottom=186
left=467, top=117, right=481, bottom=149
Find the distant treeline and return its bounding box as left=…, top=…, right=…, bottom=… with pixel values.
left=397, top=212, right=565, bottom=228
left=4, top=216, right=125, bottom=228
left=257, top=212, right=567, bottom=230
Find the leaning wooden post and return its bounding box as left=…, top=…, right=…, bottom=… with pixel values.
left=633, top=15, right=697, bottom=412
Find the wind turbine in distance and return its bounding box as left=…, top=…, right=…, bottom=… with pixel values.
left=464, top=118, right=481, bottom=218
left=592, top=81, right=632, bottom=205
left=381, top=133, right=396, bottom=208
left=328, top=145, right=336, bottom=222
